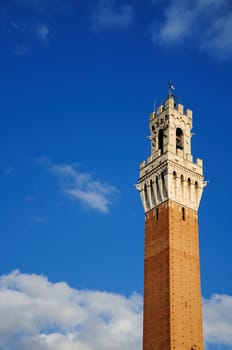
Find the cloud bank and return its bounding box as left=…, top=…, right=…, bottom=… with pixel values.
left=0, top=271, right=232, bottom=349
left=0, top=271, right=142, bottom=350
left=203, top=294, right=232, bottom=347
left=151, top=0, right=232, bottom=61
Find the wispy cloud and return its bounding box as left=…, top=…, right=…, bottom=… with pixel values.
left=92, top=0, right=134, bottom=31
left=33, top=23, right=51, bottom=43
left=150, top=0, right=232, bottom=61
left=8, top=20, right=52, bottom=54
left=14, top=44, right=29, bottom=56
left=0, top=271, right=232, bottom=349
left=50, top=164, right=118, bottom=213
left=31, top=215, right=47, bottom=223
left=25, top=195, right=36, bottom=202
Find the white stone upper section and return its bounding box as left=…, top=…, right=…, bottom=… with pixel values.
left=137, top=96, right=206, bottom=213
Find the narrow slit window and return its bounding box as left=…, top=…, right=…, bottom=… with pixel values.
left=182, top=207, right=185, bottom=221
left=156, top=208, right=159, bottom=220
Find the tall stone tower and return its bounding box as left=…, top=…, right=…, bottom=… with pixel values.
left=136, top=90, right=206, bottom=350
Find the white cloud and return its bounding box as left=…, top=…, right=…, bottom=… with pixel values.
left=34, top=23, right=51, bottom=43
left=203, top=294, right=232, bottom=347
left=50, top=163, right=118, bottom=213
left=31, top=215, right=47, bottom=223
left=0, top=271, right=142, bottom=350
left=92, top=0, right=134, bottom=31
left=0, top=271, right=232, bottom=349
left=151, top=0, right=232, bottom=61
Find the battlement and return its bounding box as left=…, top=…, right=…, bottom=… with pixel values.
left=155, top=97, right=192, bottom=120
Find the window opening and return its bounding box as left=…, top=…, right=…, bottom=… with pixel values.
left=156, top=208, right=159, bottom=220
left=161, top=171, right=168, bottom=198
left=150, top=179, right=156, bottom=205
left=176, top=128, right=184, bottom=151
left=156, top=176, right=162, bottom=202
left=188, top=178, right=191, bottom=199
left=144, top=184, right=150, bottom=211
left=158, top=129, right=164, bottom=154
left=182, top=207, right=185, bottom=221
left=195, top=181, right=199, bottom=204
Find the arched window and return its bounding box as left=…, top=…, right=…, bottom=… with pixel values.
left=150, top=179, right=156, bottom=205
left=173, top=171, right=177, bottom=195
left=176, top=128, right=184, bottom=152
left=187, top=178, right=191, bottom=199
left=161, top=171, right=168, bottom=198
left=180, top=174, right=184, bottom=195
left=156, top=176, right=162, bottom=202
left=195, top=181, right=199, bottom=204
left=158, top=129, right=164, bottom=154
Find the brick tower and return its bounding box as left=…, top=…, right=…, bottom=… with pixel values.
left=136, top=90, right=206, bottom=350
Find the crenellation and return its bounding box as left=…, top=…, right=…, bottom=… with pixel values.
left=196, top=158, right=203, bottom=167
left=149, top=112, right=156, bottom=121
left=185, top=108, right=193, bottom=118
left=157, top=105, right=163, bottom=114
left=176, top=103, right=184, bottom=113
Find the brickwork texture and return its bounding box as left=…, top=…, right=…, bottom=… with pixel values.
left=143, top=200, right=203, bottom=350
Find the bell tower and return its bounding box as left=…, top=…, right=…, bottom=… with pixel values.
left=137, top=89, right=206, bottom=350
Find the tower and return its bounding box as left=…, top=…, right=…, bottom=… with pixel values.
left=137, top=90, right=206, bottom=350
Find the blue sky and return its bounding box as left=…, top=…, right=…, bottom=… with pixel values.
left=0, top=0, right=232, bottom=349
